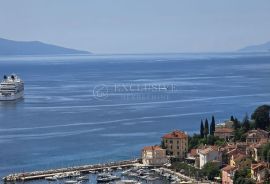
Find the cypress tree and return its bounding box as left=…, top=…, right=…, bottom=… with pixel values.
left=242, top=113, right=250, bottom=132
left=230, top=115, right=235, bottom=122
left=210, top=115, right=216, bottom=135
left=200, top=120, right=204, bottom=138
left=234, top=118, right=241, bottom=130
left=204, top=118, right=209, bottom=137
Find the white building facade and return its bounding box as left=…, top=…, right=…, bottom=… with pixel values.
left=142, top=145, right=168, bottom=166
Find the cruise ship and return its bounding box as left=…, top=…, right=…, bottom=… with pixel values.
left=0, top=74, right=24, bottom=101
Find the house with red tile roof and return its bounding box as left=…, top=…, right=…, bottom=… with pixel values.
left=229, top=152, right=252, bottom=170
left=197, top=146, right=222, bottom=169
left=246, top=129, right=269, bottom=144
left=247, top=139, right=268, bottom=162
left=162, top=130, right=188, bottom=159
left=221, top=165, right=237, bottom=184
left=214, top=127, right=234, bottom=140
left=141, top=145, right=168, bottom=166
left=251, top=162, right=269, bottom=183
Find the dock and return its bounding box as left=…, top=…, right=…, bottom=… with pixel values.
left=3, top=159, right=139, bottom=182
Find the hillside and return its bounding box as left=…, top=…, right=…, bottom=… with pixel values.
left=239, top=41, right=270, bottom=52
left=0, top=38, right=90, bottom=55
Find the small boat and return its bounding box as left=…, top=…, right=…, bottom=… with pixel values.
left=117, top=166, right=123, bottom=170
left=97, top=173, right=120, bottom=183
left=116, top=180, right=142, bottom=184
left=77, top=175, right=89, bottom=181
left=69, top=171, right=81, bottom=177
left=45, top=176, right=57, bottom=181
left=64, top=180, right=78, bottom=184
left=146, top=176, right=159, bottom=181
left=55, top=172, right=69, bottom=179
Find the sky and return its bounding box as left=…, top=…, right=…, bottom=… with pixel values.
left=0, top=0, right=270, bottom=54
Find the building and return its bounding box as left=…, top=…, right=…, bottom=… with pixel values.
left=162, top=130, right=188, bottom=159
left=198, top=146, right=222, bottom=169
left=246, top=129, right=269, bottom=144
left=216, top=120, right=234, bottom=129
left=251, top=162, right=269, bottom=183
left=221, top=165, right=237, bottom=184
left=141, top=145, right=168, bottom=166
left=229, top=153, right=252, bottom=170
left=186, top=148, right=199, bottom=166
left=214, top=127, right=234, bottom=140
left=247, top=140, right=268, bottom=162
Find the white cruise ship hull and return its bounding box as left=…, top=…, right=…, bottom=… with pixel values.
left=0, top=91, right=24, bottom=101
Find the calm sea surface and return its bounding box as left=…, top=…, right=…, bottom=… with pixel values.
left=0, top=53, right=270, bottom=180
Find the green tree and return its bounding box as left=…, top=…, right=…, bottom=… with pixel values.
left=234, top=128, right=246, bottom=142
left=161, top=140, right=166, bottom=149
left=262, top=143, right=270, bottom=162
left=231, top=115, right=235, bottom=122
left=233, top=118, right=241, bottom=130
left=202, top=162, right=219, bottom=180
left=265, top=169, right=270, bottom=184
left=210, top=115, right=215, bottom=135
left=200, top=120, right=204, bottom=138
left=204, top=118, right=209, bottom=137
left=251, top=105, right=270, bottom=129
left=233, top=169, right=255, bottom=184
left=242, top=113, right=250, bottom=132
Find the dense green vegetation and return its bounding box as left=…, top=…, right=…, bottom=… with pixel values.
left=227, top=104, right=270, bottom=141
left=233, top=169, right=255, bottom=184
left=170, top=162, right=201, bottom=178
left=170, top=162, right=219, bottom=180
left=261, top=142, right=270, bottom=162
left=201, top=162, right=220, bottom=180
left=188, top=134, right=225, bottom=150
left=172, top=104, right=270, bottom=182
left=252, top=105, right=270, bottom=130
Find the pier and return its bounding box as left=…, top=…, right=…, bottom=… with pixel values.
left=3, top=159, right=139, bottom=182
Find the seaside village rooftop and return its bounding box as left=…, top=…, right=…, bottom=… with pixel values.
left=141, top=114, right=270, bottom=184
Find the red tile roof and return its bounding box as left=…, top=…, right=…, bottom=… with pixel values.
left=198, top=146, right=218, bottom=155
left=233, top=153, right=247, bottom=161
left=215, top=127, right=234, bottom=133
left=222, top=165, right=237, bottom=172
left=251, top=162, right=267, bottom=171
left=162, top=130, right=188, bottom=139
left=227, top=148, right=245, bottom=157
left=142, top=145, right=163, bottom=151
left=189, top=149, right=198, bottom=157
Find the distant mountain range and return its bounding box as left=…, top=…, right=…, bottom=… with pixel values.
left=0, top=38, right=91, bottom=55
left=239, top=41, right=270, bottom=52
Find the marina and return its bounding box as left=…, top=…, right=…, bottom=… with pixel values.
left=2, top=159, right=138, bottom=182
left=2, top=159, right=197, bottom=184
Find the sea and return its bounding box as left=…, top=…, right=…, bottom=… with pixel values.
left=0, top=53, right=270, bottom=182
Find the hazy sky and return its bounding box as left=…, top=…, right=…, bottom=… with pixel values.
left=0, top=0, right=270, bottom=54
